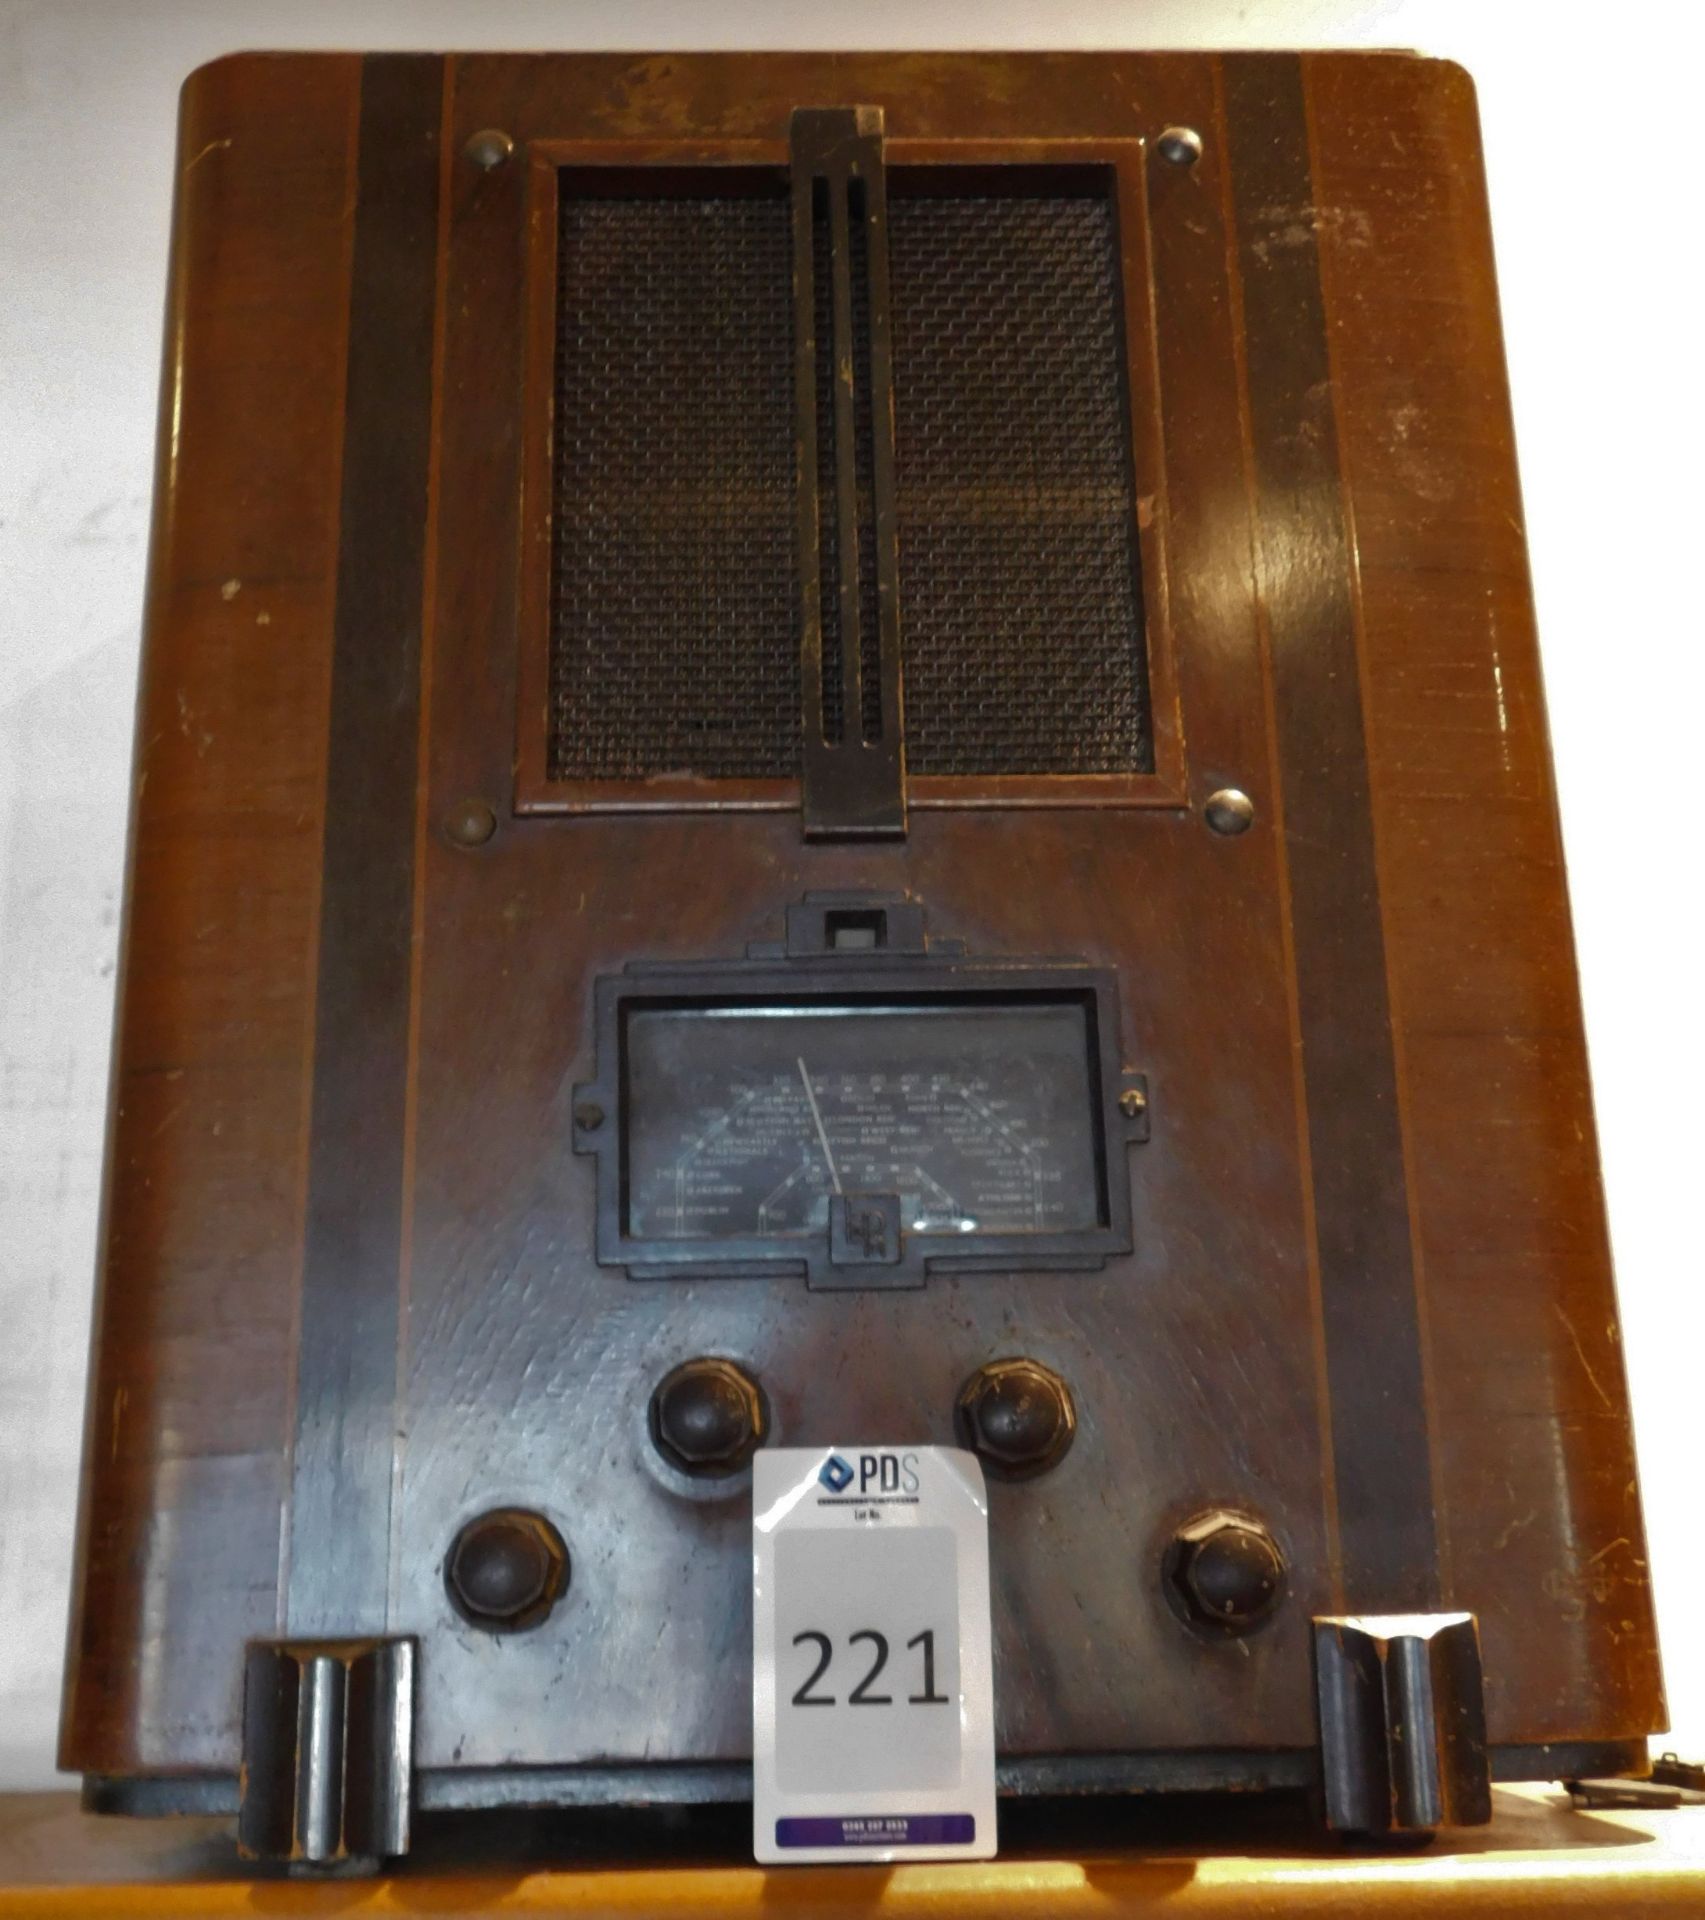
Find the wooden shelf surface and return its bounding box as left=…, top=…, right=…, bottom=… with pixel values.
left=4, top=1787, right=1705, bottom=1915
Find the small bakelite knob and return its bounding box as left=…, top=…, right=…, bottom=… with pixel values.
left=445, top=1508, right=568, bottom=1631
left=955, top=1358, right=1076, bottom=1478
left=1166, top=1510, right=1285, bottom=1632
left=651, top=1357, right=767, bottom=1475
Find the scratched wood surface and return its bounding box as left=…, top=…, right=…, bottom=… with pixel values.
left=57, top=49, right=1663, bottom=1799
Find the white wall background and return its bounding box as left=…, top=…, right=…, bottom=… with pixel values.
left=2, top=0, right=1701, bottom=1794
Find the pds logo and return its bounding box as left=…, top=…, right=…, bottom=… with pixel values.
left=818, top=1454, right=855, bottom=1492
left=818, top=1451, right=920, bottom=1495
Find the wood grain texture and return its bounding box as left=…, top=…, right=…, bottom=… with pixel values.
left=59, top=53, right=362, bottom=1771
left=400, top=48, right=1325, bottom=1774
left=9, top=1781, right=1705, bottom=1904
left=286, top=51, right=442, bottom=1643
left=7, top=1786, right=1705, bottom=1910
left=62, top=48, right=1661, bottom=1794
left=1224, top=51, right=1438, bottom=1615
left=1304, top=49, right=1663, bottom=1740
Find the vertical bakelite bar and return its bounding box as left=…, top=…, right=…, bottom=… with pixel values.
left=791, top=106, right=906, bottom=839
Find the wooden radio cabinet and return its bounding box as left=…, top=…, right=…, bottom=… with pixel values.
left=60, top=49, right=1663, bottom=1866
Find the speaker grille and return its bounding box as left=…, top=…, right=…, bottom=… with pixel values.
left=546, top=171, right=1151, bottom=786
left=889, top=183, right=1152, bottom=777
left=548, top=187, right=798, bottom=781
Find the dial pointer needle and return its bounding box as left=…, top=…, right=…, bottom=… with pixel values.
left=797, top=1058, right=843, bottom=1194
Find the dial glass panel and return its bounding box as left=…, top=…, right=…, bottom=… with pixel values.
left=623, top=998, right=1103, bottom=1242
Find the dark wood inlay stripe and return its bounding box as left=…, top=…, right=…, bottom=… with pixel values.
left=287, top=53, right=442, bottom=1636
left=1223, top=52, right=1440, bottom=1610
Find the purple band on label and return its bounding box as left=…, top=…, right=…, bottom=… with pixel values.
left=775, top=1813, right=976, bottom=1848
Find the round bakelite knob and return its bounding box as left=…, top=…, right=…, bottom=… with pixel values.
left=954, top=1358, right=1076, bottom=1478
left=1166, top=1511, right=1285, bottom=1633
left=650, top=1357, right=768, bottom=1475
left=445, top=1509, right=569, bottom=1631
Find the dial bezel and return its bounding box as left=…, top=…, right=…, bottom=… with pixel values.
left=572, top=905, right=1145, bottom=1291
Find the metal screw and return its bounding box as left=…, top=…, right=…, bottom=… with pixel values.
left=651, top=1358, right=768, bottom=1476
left=955, top=1358, right=1076, bottom=1479
left=1204, top=788, right=1255, bottom=836
left=573, top=1101, right=604, bottom=1132
left=1119, top=1087, right=1148, bottom=1121
left=1156, top=126, right=1204, bottom=168
left=1165, top=1510, right=1285, bottom=1634
left=464, top=128, right=515, bottom=170
left=444, top=797, right=497, bottom=848
left=446, top=1508, right=569, bottom=1631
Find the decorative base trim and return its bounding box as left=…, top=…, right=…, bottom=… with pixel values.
left=1314, top=1613, right=1492, bottom=1834
left=237, top=1636, right=416, bottom=1866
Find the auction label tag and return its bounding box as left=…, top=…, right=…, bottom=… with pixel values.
left=752, top=1445, right=996, bottom=1864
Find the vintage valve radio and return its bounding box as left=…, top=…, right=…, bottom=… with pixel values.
left=62, top=49, right=1663, bottom=1866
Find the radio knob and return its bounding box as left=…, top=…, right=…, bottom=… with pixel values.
left=650, top=1357, right=768, bottom=1475
left=1166, top=1510, right=1285, bottom=1633
left=445, top=1508, right=569, bottom=1632
left=955, top=1358, right=1076, bottom=1478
